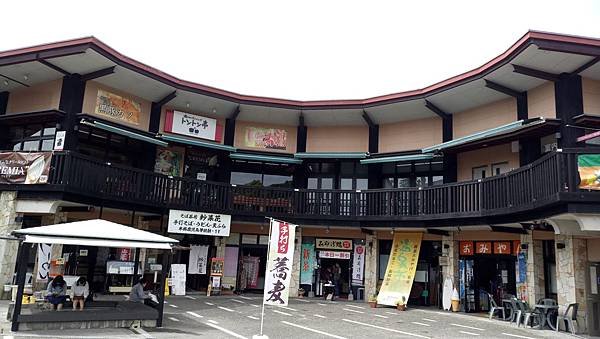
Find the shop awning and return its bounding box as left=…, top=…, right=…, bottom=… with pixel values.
left=294, top=152, right=368, bottom=159
left=13, top=219, right=178, bottom=250
left=80, top=119, right=168, bottom=147
left=230, top=152, right=302, bottom=164
left=159, top=134, right=237, bottom=152
left=360, top=153, right=436, bottom=164
left=422, top=117, right=555, bottom=153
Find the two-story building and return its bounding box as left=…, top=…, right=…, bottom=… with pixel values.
left=1, top=31, right=600, bottom=333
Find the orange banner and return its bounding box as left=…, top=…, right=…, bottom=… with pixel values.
left=94, top=89, right=141, bottom=125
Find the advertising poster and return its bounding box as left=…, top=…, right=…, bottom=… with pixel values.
left=578, top=154, right=600, bottom=190
left=94, top=89, right=141, bottom=125
left=300, top=243, right=315, bottom=285
left=154, top=147, right=183, bottom=177
left=0, top=152, right=51, bottom=184
left=263, top=219, right=297, bottom=306
left=188, top=245, right=209, bottom=274
left=244, top=127, right=287, bottom=150
left=377, top=233, right=423, bottom=306
left=352, top=244, right=365, bottom=285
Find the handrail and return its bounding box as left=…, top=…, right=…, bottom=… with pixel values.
left=12, top=149, right=582, bottom=220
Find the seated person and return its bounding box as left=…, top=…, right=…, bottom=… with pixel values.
left=46, top=275, right=67, bottom=311
left=71, top=277, right=89, bottom=311
left=129, top=277, right=158, bottom=308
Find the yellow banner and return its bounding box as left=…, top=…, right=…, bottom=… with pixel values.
left=377, top=232, right=423, bottom=306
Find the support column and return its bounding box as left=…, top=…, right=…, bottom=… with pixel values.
left=289, top=227, right=302, bottom=298
left=555, top=234, right=588, bottom=330
left=0, top=91, right=8, bottom=115
left=0, top=192, right=22, bottom=299
left=555, top=74, right=584, bottom=148
left=521, top=233, right=545, bottom=304
left=58, top=74, right=86, bottom=151
left=442, top=233, right=459, bottom=286
left=364, top=232, right=378, bottom=301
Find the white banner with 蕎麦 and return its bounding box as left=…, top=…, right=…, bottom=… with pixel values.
left=263, top=219, right=297, bottom=306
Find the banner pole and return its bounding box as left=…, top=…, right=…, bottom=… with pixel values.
left=258, top=217, right=273, bottom=337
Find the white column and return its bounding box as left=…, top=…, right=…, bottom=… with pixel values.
left=364, top=232, right=378, bottom=301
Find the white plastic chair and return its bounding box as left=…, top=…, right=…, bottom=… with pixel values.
left=556, top=303, right=579, bottom=334
left=488, top=293, right=506, bottom=320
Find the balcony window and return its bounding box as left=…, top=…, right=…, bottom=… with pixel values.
left=6, top=122, right=57, bottom=152
left=230, top=161, right=293, bottom=188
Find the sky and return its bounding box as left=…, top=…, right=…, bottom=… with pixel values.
left=2, top=0, right=600, bottom=101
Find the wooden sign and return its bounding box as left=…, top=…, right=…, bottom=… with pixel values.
left=459, top=241, right=474, bottom=255
left=476, top=242, right=492, bottom=254
left=494, top=241, right=511, bottom=254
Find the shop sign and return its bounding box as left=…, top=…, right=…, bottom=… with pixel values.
left=316, top=238, right=353, bottom=250
left=168, top=209, right=231, bottom=237
left=475, top=241, right=492, bottom=254
left=494, top=242, right=511, bottom=254
left=36, top=243, right=52, bottom=282
left=244, top=126, right=287, bottom=150
left=351, top=244, right=365, bottom=285
left=459, top=241, right=474, bottom=256
left=53, top=131, right=66, bottom=151
left=118, top=248, right=132, bottom=261
left=577, top=154, right=600, bottom=190
left=264, top=219, right=297, bottom=306
left=300, top=244, right=315, bottom=285
left=188, top=245, right=209, bottom=274
left=170, top=264, right=187, bottom=296
left=377, top=233, right=423, bottom=306
left=319, top=250, right=351, bottom=259
left=513, top=240, right=521, bottom=255
left=165, top=110, right=218, bottom=141
left=0, top=152, right=51, bottom=184
left=94, top=89, right=141, bottom=125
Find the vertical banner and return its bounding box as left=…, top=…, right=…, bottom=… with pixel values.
left=188, top=245, right=209, bottom=274
left=170, top=264, right=187, bottom=296
left=36, top=243, right=52, bottom=282
left=243, top=256, right=260, bottom=289
left=300, top=244, right=315, bottom=285
left=377, top=233, right=423, bottom=306
left=352, top=244, right=365, bottom=285
left=263, top=219, right=297, bottom=306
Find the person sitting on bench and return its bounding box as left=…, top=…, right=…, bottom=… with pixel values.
left=71, top=277, right=89, bottom=311
left=46, top=275, right=66, bottom=311
left=129, top=277, right=158, bottom=308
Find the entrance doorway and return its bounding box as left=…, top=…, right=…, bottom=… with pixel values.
left=461, top=256, right=516, bottom=313
left=238, top=245, right=267, bottom=292
left=588, top=262, right=600, bottom=336
left=318, top=256, right=351, bottom=297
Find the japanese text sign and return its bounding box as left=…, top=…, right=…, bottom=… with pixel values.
left=316, top=238, right=353, bottom=250
left=352, top=244, right=365, bottom=285
left=168, top=209, right=231, bottom=237
left=263, top=219, right=297, bottom=306
left=165, top=110, right=218, bottom=141
left=494, top=242, right=511, bottom=254
left=319, top=251, right=351, bottom=259
left=459, top=241, right=474, bottom=256
left=476, top=241, right=492, bottom=254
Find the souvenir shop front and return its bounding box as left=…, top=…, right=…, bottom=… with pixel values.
left=299, top=235, right=366, bottom=299
left=458, top=240, right=520, bottom=313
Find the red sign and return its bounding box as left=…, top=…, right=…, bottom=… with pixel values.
left=513, top=240, right=521, bottom=255
left=277, top=222, right=290, bottom=254
left=118, top=248, right=131, bottom=261
left=459, top=241, right=474, bottom=255
left=494, top=242, right=511, bottom=254
left=476, top=242, right=492, bottom=254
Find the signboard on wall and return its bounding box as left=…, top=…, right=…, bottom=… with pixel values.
left=352, top=244, right=365, bottom=285
left=319, top=250, right=351, bottom=259
left=53, top=131, right=66, bottom=151
left=316, top=238, right=353, bottom=250
left=154, top=147, right=184, bottom=177
left=168, top=209, right=231, bottom=236
left=244, top=127, right=287, bottom=150
left=165, top=110, right=218, bottom=141
left=0, top=152, right=51, bottom=184
left=94, top=89, right=141, bottom=125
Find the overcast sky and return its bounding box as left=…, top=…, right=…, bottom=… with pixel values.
left=3, top=1, right=600, bottom=100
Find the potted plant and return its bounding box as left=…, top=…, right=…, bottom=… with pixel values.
left=368, top=294, right=378, bottom=308
left=396, top=296, right=407, bottom=311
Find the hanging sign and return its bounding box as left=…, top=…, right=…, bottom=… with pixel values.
left=263, top=219, right=297, bottom=306
left=377, top=233, right=423, bottom=306
left=165, top=110, right=218, bottom=141
left=300, top=244, right=315, bottom=285
left=36, top=243, right=52, bottom=282
left=315, top=238, right=353, bottom=250
left=319, top=250, right=350, bottom=259
left=475, top=241, right=492, bottom=254
left=459, top=241, right=474, bottom=256
left=53, top=131, right=66, bottom=151
left=188, top=245, right=209, bottom=274
left=168, top=209, right=231, bottom=236
left=94, top=89, right=141, bottom=125
left=0, top=152, right=51, bottom=184
left=243, top=256, right=260, bottom=289
left=578, top=154, right=600, bottom=190
left=352, top=244, right=365, bottom=285
left=494, top=242, right=511, bottom=254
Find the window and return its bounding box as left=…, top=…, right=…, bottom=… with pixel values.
left=380, top=159, right=444, bottom=188
left=472, top=166, right=487, bottom=180
left=491, top=162, right=510, bottom=176
left=230, top=161, right=293, bottom=188
left=6, top=122, right=57, bottom=152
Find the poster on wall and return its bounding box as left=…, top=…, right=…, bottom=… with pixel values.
left=168, top=209, right=231, bottom=236
left=263, top=219, right=297, bottom=306
left=300, top=244, right=315, bottom=285
left=377, top=233, right=423, bottom=306
left=53, top=131, right=66, bottom=151
left=0, top=152, right=51, bottom=184
left=170, top=264, right=187, bottom=296
left=352, top=244, right=365, bottom=285
left=188, top=245, right=209, bottom=274
left=165, top=110, right=218, bottom=141
left=94, top=89, right=141, bottom=125
left=36, top=243, right=52, bottom=282
left=154, top=147, right=183, bottom=177
left=244, top=127, right=287, bottom=150
left=578, top=154, right=600, bottom=190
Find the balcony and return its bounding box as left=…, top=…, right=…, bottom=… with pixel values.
left=4, top=149, right=598, bottom=226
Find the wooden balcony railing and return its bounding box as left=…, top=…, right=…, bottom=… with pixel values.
left=19, top=148, right=588, bottom=221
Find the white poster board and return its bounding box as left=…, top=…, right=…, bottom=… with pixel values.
left=170, top=110, right=217, bottom=141
left=171, top=264, right=187, bottom=296
left=188, top=245, right=209, bottom=274
left=168, top=209, right=231, bottom=237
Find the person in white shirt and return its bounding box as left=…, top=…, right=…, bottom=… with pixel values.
left=71, top=277, right=89, bottom=310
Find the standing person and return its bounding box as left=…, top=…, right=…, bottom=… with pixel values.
left=333, top=263, right=341, bottom=297
left=71, top=277, right=89, bottom=310
left=46, top=275, right=67, bottom=311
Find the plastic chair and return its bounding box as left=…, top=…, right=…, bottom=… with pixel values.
left=556, top=303, right=579, bottom=334
left=488, top=293, right=506, bottom=320
left=518, top=300, right=541, bottom=328
left=509, top=298, right=520, bottom=325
